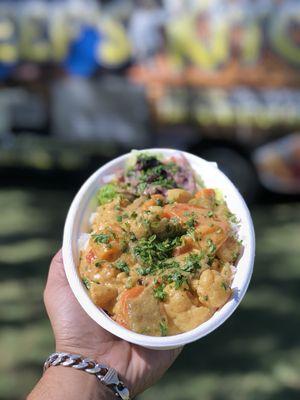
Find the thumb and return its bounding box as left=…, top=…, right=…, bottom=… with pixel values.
left=46, top=250, right=68, bottom=289
left=44, top=249, right=70, bottom=308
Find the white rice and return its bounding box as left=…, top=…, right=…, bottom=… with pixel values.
left=78, top=233, right=90, bottom=251
left=89, top=212, right=97, bottom=226
left=230, top=265, right=237, bottom=278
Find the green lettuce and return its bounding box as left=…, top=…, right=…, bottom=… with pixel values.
left=97, top=183, right=118, bottom=205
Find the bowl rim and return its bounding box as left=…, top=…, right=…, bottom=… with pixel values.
left=63, top=148, right=255, bottom=349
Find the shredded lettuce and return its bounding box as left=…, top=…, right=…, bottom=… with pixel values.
left=195, top=173, right=205, bottom=189
left=97, top=183, right=118, bottom=205
left=214, top=188, right=225, bottom=204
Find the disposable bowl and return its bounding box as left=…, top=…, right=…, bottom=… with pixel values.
left=63, top=148, right=255, bottom=350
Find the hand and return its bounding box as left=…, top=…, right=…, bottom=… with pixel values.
left=44, top=251, right=182, bottom=397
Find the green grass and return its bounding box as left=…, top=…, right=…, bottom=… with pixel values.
left=0, top=188, right=300, bottom=400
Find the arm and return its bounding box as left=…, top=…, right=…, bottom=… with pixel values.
left=28, top=251, right=182, bottom=399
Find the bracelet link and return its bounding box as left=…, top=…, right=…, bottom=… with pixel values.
left=98, top=367, right=130, bottom=400
left=86, top=363, right=108, bottom=375
left=100, top=367, right=119, bottom=385
left=113, top=382, right=130, bottom=400
left=43, top=352, right=130, bottom=400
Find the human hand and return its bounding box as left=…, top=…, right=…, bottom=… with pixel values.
left=44, top=251, right=182, bottom=397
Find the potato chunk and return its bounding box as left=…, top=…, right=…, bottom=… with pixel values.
left=217, top=236, right=241, bottom=264
left=90, top=283, right=118, bottom=310
left=167, top=189, right=192, bottom=203
left=115, top=286, right=166, bottom=336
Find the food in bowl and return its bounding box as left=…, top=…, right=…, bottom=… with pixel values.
left=78, top=151, right=242, bottom=337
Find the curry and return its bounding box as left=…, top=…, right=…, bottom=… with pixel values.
left=79, top=152, right=242, bottom=336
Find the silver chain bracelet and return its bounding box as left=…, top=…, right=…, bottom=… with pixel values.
left=43, top=352, right=130, bottom=400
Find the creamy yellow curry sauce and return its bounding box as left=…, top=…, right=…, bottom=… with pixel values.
left=79, top=153, right=242, bottom=336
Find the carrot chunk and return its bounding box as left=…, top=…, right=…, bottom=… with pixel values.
left=115, top=286, right=144, bottom=328
left=142, top=194, right=164, bottom=210
left=195, top=188, right=215, bottom=200
left=162, top=204, right=203, bottom=221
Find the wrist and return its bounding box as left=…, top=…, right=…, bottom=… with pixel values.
left=28, top=366, right=115, bottom=400
left=48, top=350, right=131, bottom=400
left=50, top=367, right=115, bottom=400
left=55, top=343, right=100, bottom=362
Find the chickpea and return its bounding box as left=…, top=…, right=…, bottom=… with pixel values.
left=130, top=220, right=149, bottom=239
left=116, top=272, right=128, bottom=283
left=172, top=306, right=211, bottom=332
left=95, top=263, right=118, bottom=282
left=221, top=263, right=233, bottom=281
left=196, top=269, right=231, bottom=309
left=164, top=287, right=193, bottom=317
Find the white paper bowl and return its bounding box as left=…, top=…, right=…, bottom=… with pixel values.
left=63, top=148, right=255, bottom=350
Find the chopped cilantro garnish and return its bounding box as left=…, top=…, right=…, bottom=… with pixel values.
left=170, top=217, right=180, bottom=225
left=92, top=233, right=111, bottom=244
left=124, top=222, right=130, bottom=229
left=120, top=240, right=128, bottom=252
left=206, top=238, right=216, bottom=254
left=133, top=234, right=181, bottom=273
left=182, top=253, right=203, bottom=273
left=232, top=251, right=240, bottom=262
left=186, top=214, right=197, bottom=228
left=167, top=271, right=188, bottom=289
left=207, top=211, right=214, bottom=218
left=153, top=284, right=167, bottom=301
left=115, top=260, right=130, bottom=275
left=226, top=211, right=240, bottom=224
left=95, top=261, right=104, bottom=267
left=160, top=260, right=180, bottom=271
left=159, top=320, right=168, bottom=336
left=136, top=266, right=152, bottom=276
left=221, top=282, right=228, bottom=291
left=186, top=227, right=196, bottom=241
left=116, top=215, right=123, bottom=223
left=130, top=233, right=137, bottom=242
left=82, top=277, right=91, bottom=290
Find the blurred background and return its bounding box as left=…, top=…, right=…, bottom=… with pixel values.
left=0, top=0, right=300, bottom=399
